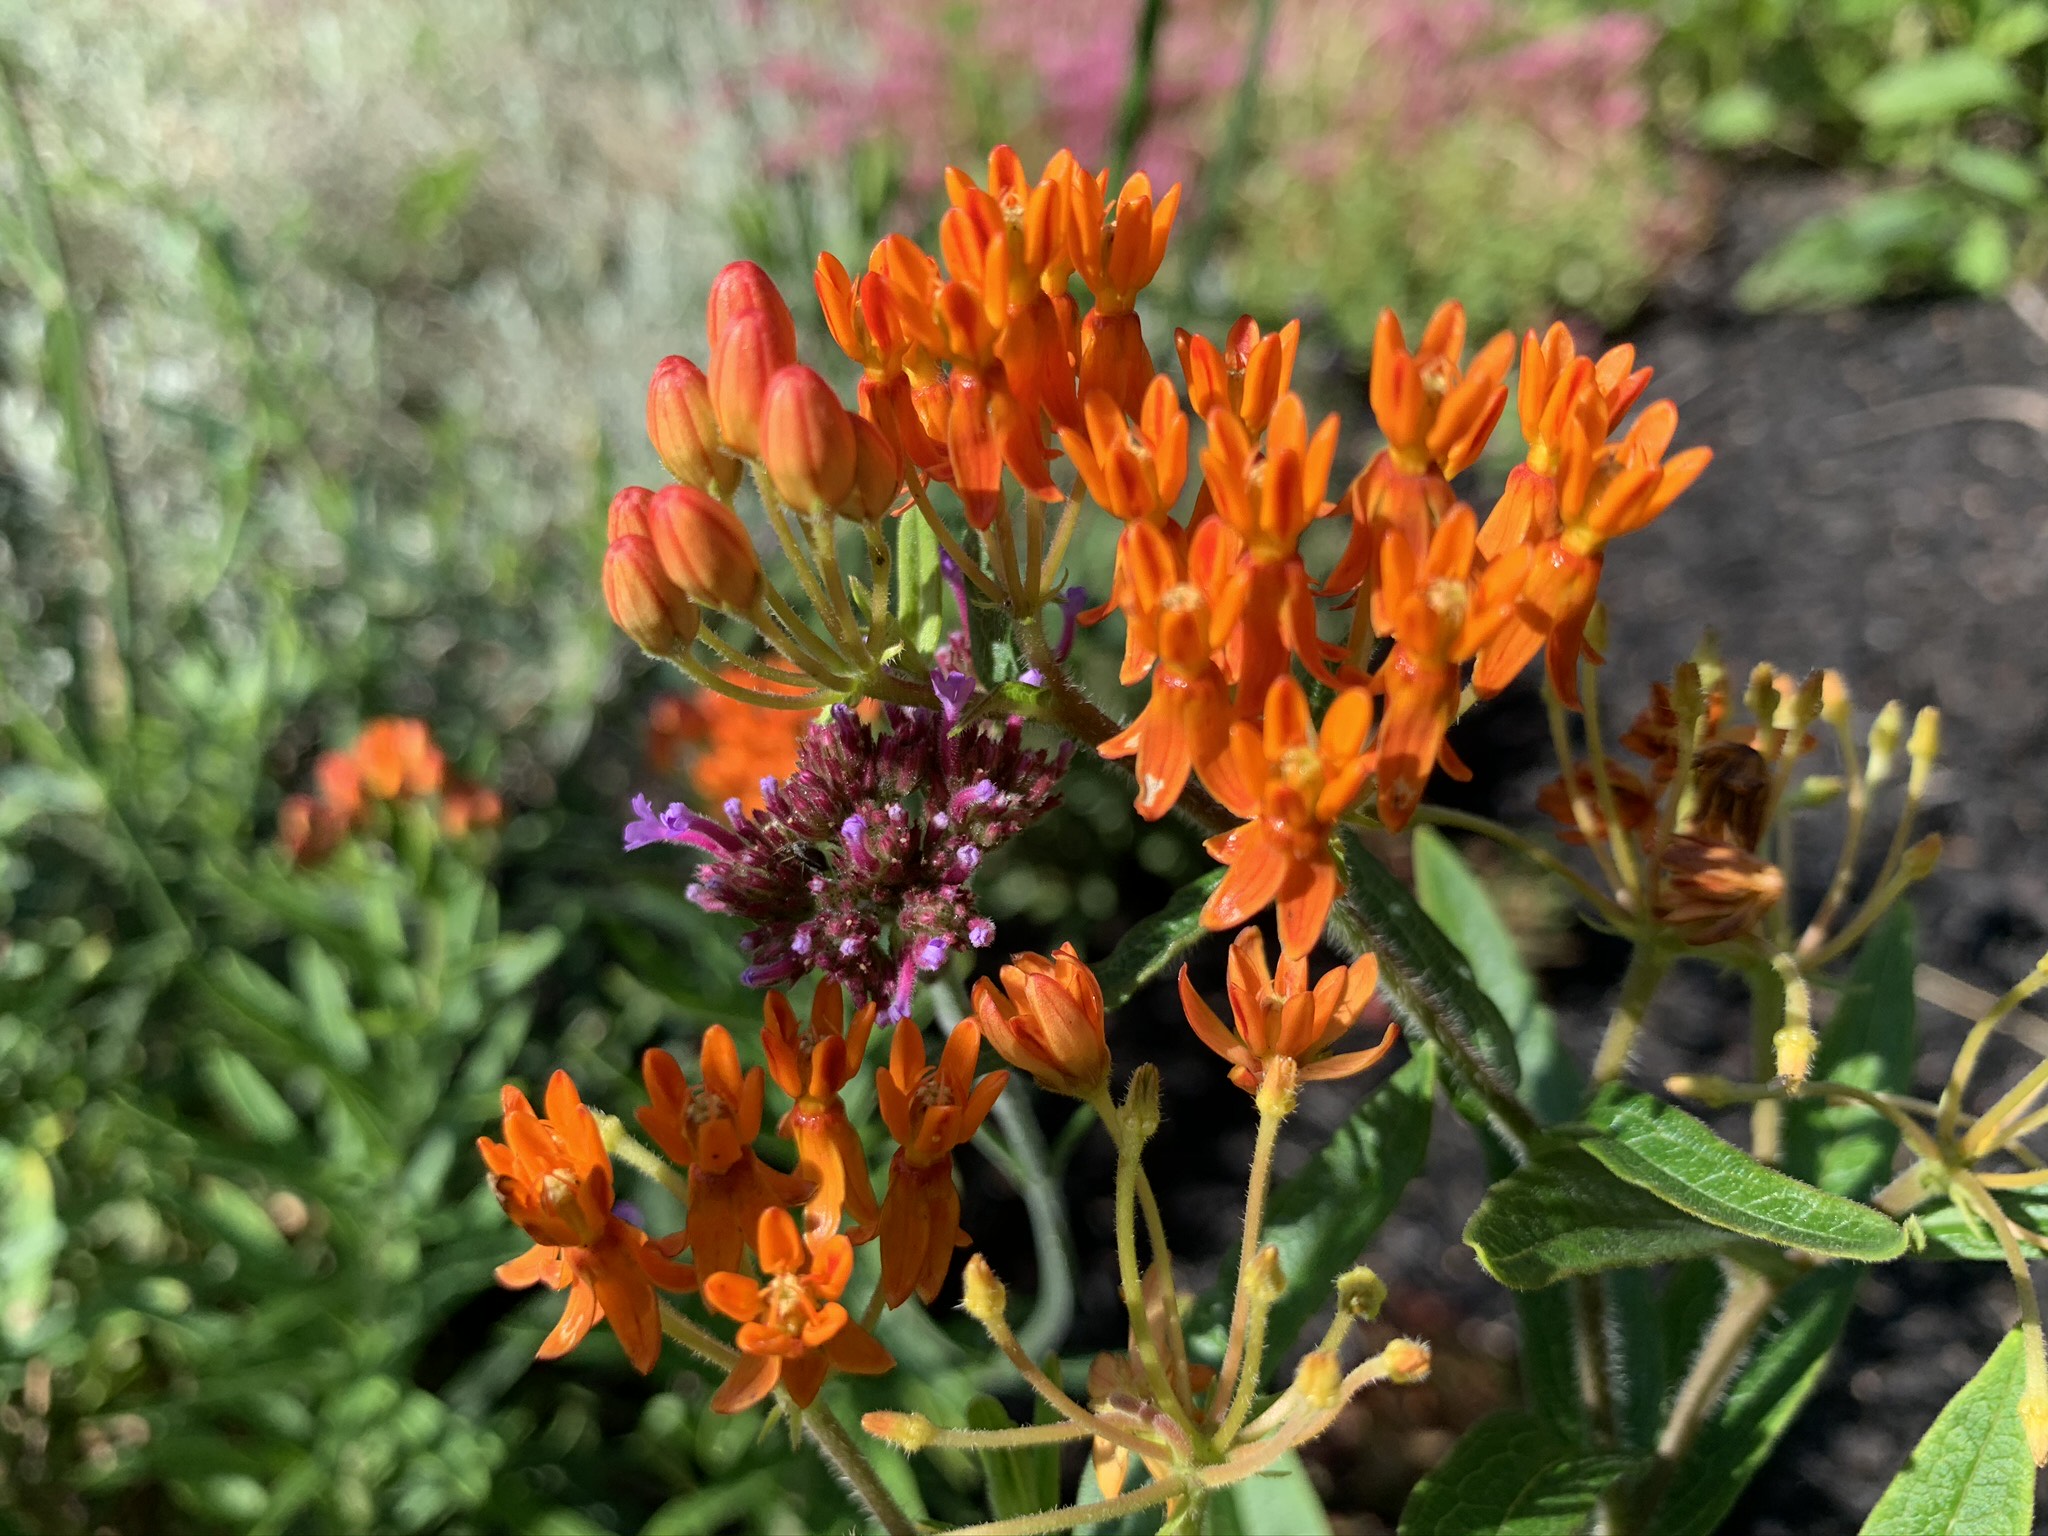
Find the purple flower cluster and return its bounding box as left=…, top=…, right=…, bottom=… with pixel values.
left=626, top=703, right=1070, bottom=1019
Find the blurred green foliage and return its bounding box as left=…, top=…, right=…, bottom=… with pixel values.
left=1649, top=0, right=2048, bottom=303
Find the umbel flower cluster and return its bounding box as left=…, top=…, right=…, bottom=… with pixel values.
left=447, top=140, right=2007, bottom=1535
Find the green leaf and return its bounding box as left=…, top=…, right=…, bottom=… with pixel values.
left=1222, top=1450, right=1332, bottom=1535
left=1397, top=1411, right=1639, bottom=1535
left=1981, top=2, right=2048, bottom=57
left=1465, top=1146, right=1739, bottom=1290
left=1581, top=1087, right=1906, bottom=1261
left=1693, top=84, right=1779, bottom=149
left=1784, top=906, right=1916, bottom=1198
left=1862, top=1329, right=2034, bottom=1535
left=289, top=937, right=369, bottom=1073
left=1953, top=211, right=2014, bottom=293
left=1094, top=868, right=1225, bottom=1012
left=1412, top=827, right=1579, bottom=1123
left=1513, top=1286, right=1585, bottom=1438
left=199, top=1046, right=299, bottom=1144
left=1653, top=1269, right=1860, bottom=1536
left=482, top=928, right=563, bottom=998
left=1942, top=145, right=2041, bottom=206
left=1912, top=1189, right=2048, bottom=1261
left=1852, top=51, right=2020, bottom=131
left=1737, top=188, right=1955, bottom=310
left=895, top=502, right=946, bottom=656
left=0, top=1143, right=63, bottom=1346
left=195, top=1175, right=288, bottom=1257
left=1334, top=832, right=1521, bottom=1134
left=1190, top=1046, right=1436, bottom=1360
left=965, top=1395, right=1059, bottom=1520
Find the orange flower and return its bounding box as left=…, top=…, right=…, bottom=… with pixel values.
left=1536, top=762, right=1659, bottom=846
left=702, top=1208, right=894, bottom=1412
left=1178, top=930, right=1393, bottom=1094
left=1065, top=165, right=1180, bottom=415
left=970, top=943, right=1111, bottom=1099
left=649, top=669, right=812, bottom=814
left=639, top=1029, right=811, bottom=1277
left=1058, top=376, right=1188, bottom=525
left=479, top=1072, right=695, bottom=1374
left=1201, top=676, right=1376, bottom=960
left=355, top=718, right=446, bottom=800
left=1325, top=303, right=1513, bottom=603
left=1374, top=506, right=1532, bottom=830
left=762, top=982, right=880, bottom=1233
left=1097, top=518, right=1249, bottom=820
left=874, top=1018, right=1007, bottom=1306
left=1176, top=315, right=1300, bottom=440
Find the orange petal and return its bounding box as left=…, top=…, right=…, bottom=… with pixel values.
left=711, top=1352, right=781, bottom=1414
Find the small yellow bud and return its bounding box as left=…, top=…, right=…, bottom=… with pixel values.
left=1246, top=1245, right=1287, bottom=1307
left=1294, top=1351, right=1343, bottom=1411
left=1746, top=664, right=1779, bottom=730
left=1692, top=629, right=1725, bottom=698
left=1665, top=1072, right=1742, bottom=1108
left=1865, top=700, right=1905, bottom=784
left=862, top=1411, right=938, bottom=1453
left=1672, top=662, right=1705, bottom=729
left=1255, top=1054, right=1300, bottom=1120
left=1383, top=1337, right=1432, bottom=1385
left=1902, top=834, right=1943, bottom=882
left=1907, top=707, right=1941, bottom=796
left=1819, top=670, right=1851, bottom=730
left=1122, top=1064, right=1162, bottom=1144
left=961, top=1254, right=1008, bottom=1327
left=2022, top=1383, right=2048, bottom=1468
left=1784, top=775, right=1843, bottom=810
left=1789, top=670, right=1825, bottom=730
left=1774, top=1023, right=1817, bottom=1088
left=1336, top=1266, right=1388, bottom=1320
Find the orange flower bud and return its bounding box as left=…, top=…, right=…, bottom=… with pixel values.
left=646, top=356, right=743, bottom=496
left=607, top=485, right=653, bottom=541
left=604, top=534, right=701, bottom=654
left=761, top=365, right=858, bottom=512
left=844, top=414, right=901, bottom=521
left=709, top=309, right=798, bottom=459
left=706, top=260, right=797, bottom=360
left=970, top=943, right=1111, bottom=1099
left=646, top=484, right=762, bottom=613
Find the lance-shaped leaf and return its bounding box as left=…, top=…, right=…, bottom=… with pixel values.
left=1218, top=1450, right=1333, bottom=1535
left=1397, top=1411, right=1641, bottom=1536
left=895, top=497, right=947, bottom=656
left=1189, top=1047, right=1436, bottom=1361
left=965, top=1396, right=1059, bottom=1520
left=1784, top=906, right=1917, bottom=1198
left=1095, top=868, right=1225, bottom=1013
left=1861, top=1329, right=2034, bottom=1536
left=1581, top=1086, right=1905, bottom=1261
left=1911, top=1190, right=2048, bottom=1262
left=1465, top=1146, right=1739, bottom=1291
left=1652, top=1268, right=1860, bottom=1536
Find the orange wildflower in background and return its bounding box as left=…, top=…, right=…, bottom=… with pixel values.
left=874, top=1018, right=1007, bottom=1307
left=1201, top=676, right=1376, bottom=960
left=646, top=668, right=812, bottom=814
left=279, top=717, right=498, bottom=867
left=479, top=1073, right=694, bottom=1374
left=762, top=983, right=881, bottom=1233
left=1179, top=929, right=1393, bottom=1093
left=970, top=943, right=1111, bottom=1099
left=639, top=1029, right=810, bottom=1277
left=701, top=1209, right=894, bottom=1413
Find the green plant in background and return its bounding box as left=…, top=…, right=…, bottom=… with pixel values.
left=1652, top=0, right=2048, bottom=304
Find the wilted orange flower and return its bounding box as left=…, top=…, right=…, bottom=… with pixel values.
left=1536, top=762, right=1659, bottom=846
left=1097, top=518, right=1249, bottom=820
left=1374, top=506, right=1532, bottom=831
left=639, top=1029, right=811, bottom=1277
left=1202, top=676, right=1376, bottom=960
left=647, top=669, right=813, bottom=814
left=762, top=982, right=880, bottom=1233
left=1325, top=303, right=1513, bottom=604
left=702, top=1208, right=895, bottom=1413
left=1621, top=676, right=1727, bottom=784
left=1653, top=836, right=1786, bottom=945
left=971, top=943, right=1111, bottom=1099
left=1176, top=316, right=1300, bottom=440
left=1179, top=929, right=1393, bottom=1093
left=874, top=1018, right=1007, bottom=1306
left=479, top=1072, right=695, bottom=1374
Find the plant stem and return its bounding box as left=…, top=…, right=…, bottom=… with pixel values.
left=804, top=1396, right=920, bottom=1536
left=1108, top=1093, right=1200, bottom=1435
left=1640, top=1267, right=1784, bottom=1517
left=1212, top=1096, right=1285, bottom=1440
left=1748, top=968, right=1784, bottom=1165
left=1593, top=944, right=1670, bottom=1086
left=1573, top=1276, right=1618, bottom=1444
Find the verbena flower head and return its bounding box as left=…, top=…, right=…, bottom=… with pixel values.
left=626, top=704, right=1068, bottom=1018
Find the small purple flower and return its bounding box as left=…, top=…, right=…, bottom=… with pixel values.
left=932, top=667, right=976, bottom=724
left=1054, top=585, right=1088, bottom=661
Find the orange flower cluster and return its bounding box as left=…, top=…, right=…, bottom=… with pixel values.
left=1071, top=296, right=1708, bottom=959
left=1179, top=928, right=1395, bottom=1094
left=646, top=670, right=812, bottom=815
left=278, top=717, right=501, bottom=867
left=486, top=981, right=1006, bottom=1410
left=815, top=146, right=1178, bottom=529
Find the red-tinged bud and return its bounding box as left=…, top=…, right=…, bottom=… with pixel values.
left=608, top=485, right=654, bottom=540
left=970, top=943, right=1110, bottom=1099
left=845, top=414, right=901, bottom=521
left=761, top=365, right=858, bottom=512
left=647, top=483, right=762, bottom=613
left=710, top=310, right=797, bottom=459
left=604, top=534, right=701, bottom=655
left=646, top=356, right=743, bottom=496
left=706, top=260, right=798, bottom=360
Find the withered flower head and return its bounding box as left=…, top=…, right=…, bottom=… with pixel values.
left=1653, top=835, right=1786, bottom=946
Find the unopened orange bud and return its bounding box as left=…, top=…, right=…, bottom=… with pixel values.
left=710, top=309, right=798, bottom=459
left=603, top=535, right=701, bottom=655
left=845, top=414, right=901, bottom=522
left=762, top=365, right=858, bottom=512
left=970, top=943, right=1111, bottom=1099
left=1383, top=1337, right=1432, bottom=1384
left=646, top=356, right=743, bottom=497
left=647, top=484, right=761, bottom=613
left=1295, top=1351, right=1343, bottom=1410
left=862, top=1411, right=938, bottom=1453
left=608, top=485, right=654, bottom=540
left=706, top=260, right=797, bottom=360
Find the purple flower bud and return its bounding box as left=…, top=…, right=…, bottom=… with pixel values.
left=914, top=936, right=950, bottom=972
left=968, top=916, right=996, bottom=947
left=1055, top=585, right=1088, bottom=660
left=932, top=667, right=976, bottom=724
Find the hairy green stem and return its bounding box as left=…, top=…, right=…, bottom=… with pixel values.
left=1593, top=944, right=1670, bottom=1086
left=804, top=1397, right=920, bottom=1536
